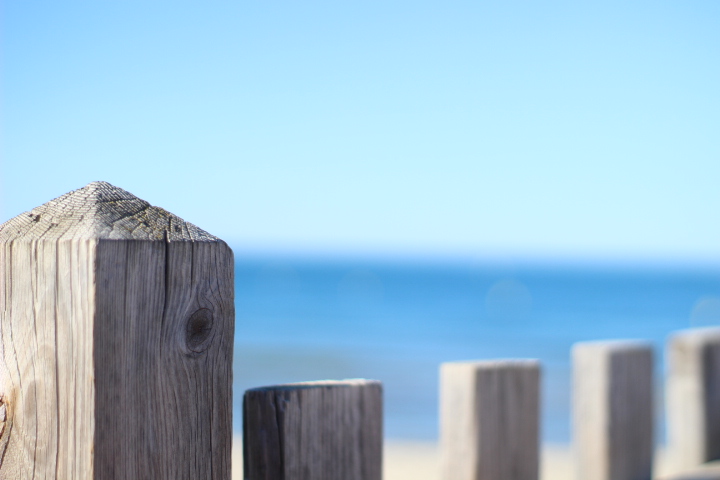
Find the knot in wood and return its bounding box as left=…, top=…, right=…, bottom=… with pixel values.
left=185, top=308, right=214, bottom=354
left=0, top=396, right=6, bottom=423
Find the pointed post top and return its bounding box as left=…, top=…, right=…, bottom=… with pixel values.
left=0, top=181, right=219, bottom=242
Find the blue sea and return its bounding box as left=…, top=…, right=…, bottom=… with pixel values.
left=232, top=256, right=720, bottom=443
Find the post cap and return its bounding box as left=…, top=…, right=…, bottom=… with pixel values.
left=0, top=181, right=219, bottom=242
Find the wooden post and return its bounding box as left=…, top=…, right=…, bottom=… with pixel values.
left=243, top=379, right=383, bottom=480
left=573, top=340, right=654, bottom=480
left=439, top=360, right=541, bottom=480
left=0, top=181, right=234, bottom=479
left=666, top=327, right=720, bottom=471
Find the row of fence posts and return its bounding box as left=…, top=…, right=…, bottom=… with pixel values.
left=1, top=182, right=719, bottom=480
left=243, top=328, right=720, bottom=480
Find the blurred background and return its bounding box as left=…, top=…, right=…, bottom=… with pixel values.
left=2, top=1, right=720, bottom=445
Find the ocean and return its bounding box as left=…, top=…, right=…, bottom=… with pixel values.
left=232, top=256, right=720, bottom=443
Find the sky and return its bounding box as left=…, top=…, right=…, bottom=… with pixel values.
left=2, top=1, right=719, bottom=264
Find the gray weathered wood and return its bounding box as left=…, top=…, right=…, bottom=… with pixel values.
left=666, top=327, right=720, bottom=471
left=573, top=340, right=654, bottom=480
left=243, top=379, right=383, bottom=480
left=0, top=181, right=234, bottom=479
left=440, top=359, right=540, bottom=480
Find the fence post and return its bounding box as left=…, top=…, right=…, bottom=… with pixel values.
left=666, top=327, right=720, bottom=471
left=243, top=379, right=383, bottom=480
left=0, top=181, right=234, bottom=479
left=573, top=340, right=654, bottom=480
left=440, top=359, right=541, bottom=480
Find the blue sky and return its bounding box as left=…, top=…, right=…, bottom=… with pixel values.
left=2, top=1, right=719, bottom=263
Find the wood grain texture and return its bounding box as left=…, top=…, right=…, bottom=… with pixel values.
left=243, top=379, right=383, bottom=480
left=0, top=182, right=234, bottom=479
left=573, top=340, right=654, bottom=480
left=0, top=181, right=216, bottom=242
left=666, top=328, right=720, bottom=471
left=440, top=360, right=541, bottom=480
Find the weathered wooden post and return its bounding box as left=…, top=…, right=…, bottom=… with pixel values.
left=243, top=379, right=383, bottom=480
left=439, top=359, right=541, bottom=480
left=666, top=327, right=720, bottom=471
left=0, top=181, right=234, bottom=479
left=573, top=340, right=654, bottom=480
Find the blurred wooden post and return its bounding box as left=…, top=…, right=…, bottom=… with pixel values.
left=666, top=327, right=720, bottom=471
left=440, top=359, right=541, bottom=480
left=573, top=340, right=654, bottom=480
left=243, top=379, right=383, bottom=480
left=0, top=181, right=234, bottom=479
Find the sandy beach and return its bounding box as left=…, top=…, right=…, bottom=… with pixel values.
left=381, top=441, right=574, bottom=480
left=232, top=438, right=698, bottom=480
left=232, top=437, right=574, bottom=480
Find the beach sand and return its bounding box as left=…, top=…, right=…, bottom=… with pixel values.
left=232, top=437, right=574, bottom=480
left=232, top=438, right=689, bottom=479
left=381, top=441, right=574, bottom=480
